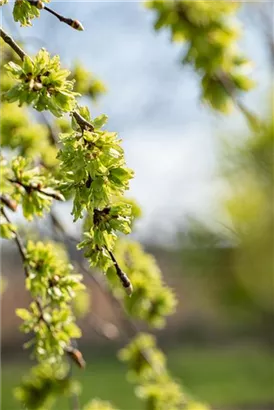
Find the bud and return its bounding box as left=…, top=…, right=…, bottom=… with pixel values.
left=124, top=282, right=133, bottom=297
left=67, top=347, right=86, bottom=369
left=36, top=0, right=44, bottom=10
left=71, top=20, right=84, bottom=31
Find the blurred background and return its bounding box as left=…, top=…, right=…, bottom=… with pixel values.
left=1, top=1, right=273, bottom=410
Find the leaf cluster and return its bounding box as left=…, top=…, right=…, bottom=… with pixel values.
left=147, top=0, right=255, bottom=112
left=13, top=0, right=50, bottom=27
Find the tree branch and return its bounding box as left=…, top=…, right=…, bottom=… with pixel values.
left=1, top=207, right=29, bottom=277
left=1, top=27, right=95, bottom=142
left=0, top=27, right=28, bottom=61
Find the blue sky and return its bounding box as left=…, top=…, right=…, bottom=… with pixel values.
left=2, top=2, right=272, bottom=243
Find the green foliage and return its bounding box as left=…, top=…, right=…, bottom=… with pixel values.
left=136, top=379, right=185, bottom=410
left=4, top=48, right=78, bottom=116
left=119, top=333, right=166, bottom=381
left=1, top=102, right=58, bottom=167
left=25, top=240, right=84, bottom=302
left=72, top=289, right=91, bottom=318
left=78, top=203, right=133, bottom=272
left=83, top=399, right=118, bottom=410
left=70, top=62, right=107, bottom=101
left=0, top=39, right=22, bottom=91
left=119, top=333, right=210, bottom=410
left=177, top=112, right=273, bottom=326
left=0, top=217, right=17, bottom=239
left=14, top=362, right=79, bottom=410
left=1, top=156, right=63, bottom=220
left=58, top=107, right=133, bottom=221
left=221, top=116, right=274, bottom=314
left=13, top=0, right=50, bottom=27
left=16, top=241, right=83, bottom=363
left=107, top=239, right=176, bottom=327
left=146, top=0, right=254, bottom=112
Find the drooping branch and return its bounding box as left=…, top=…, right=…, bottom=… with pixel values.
left=1, top=205, right=85, bottom=368
left=49, top=211, right=164, bottom=374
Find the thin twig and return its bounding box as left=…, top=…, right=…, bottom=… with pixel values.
left=1, top=207, right=28, bottom=277
left=44, top=6, right=84, bottom=31
left=108, top=249, right=133, bottom=296
left=26, top=0, right=84, bottom=31
left=0, top=194, right=17, bottom=212
left=8, top=178, right=64, bottom=201
left=50, top=209, right=132, bottom=295
left=2, top=208, right=51, bottom=322
left=72, top=111, right=94, bottom=132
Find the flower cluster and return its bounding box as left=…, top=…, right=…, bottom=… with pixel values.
left=4, top=49, right=78, bottom=116
left=1, top=156, right=63, bottom=220
left=58, top=107, right=133, bottom=220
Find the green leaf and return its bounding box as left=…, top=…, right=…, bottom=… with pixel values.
left=16, top=308, right=32, bottom=321
left=23, top=56, right=34, bottom=74
left=93, top=114, right=108, bottom=129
